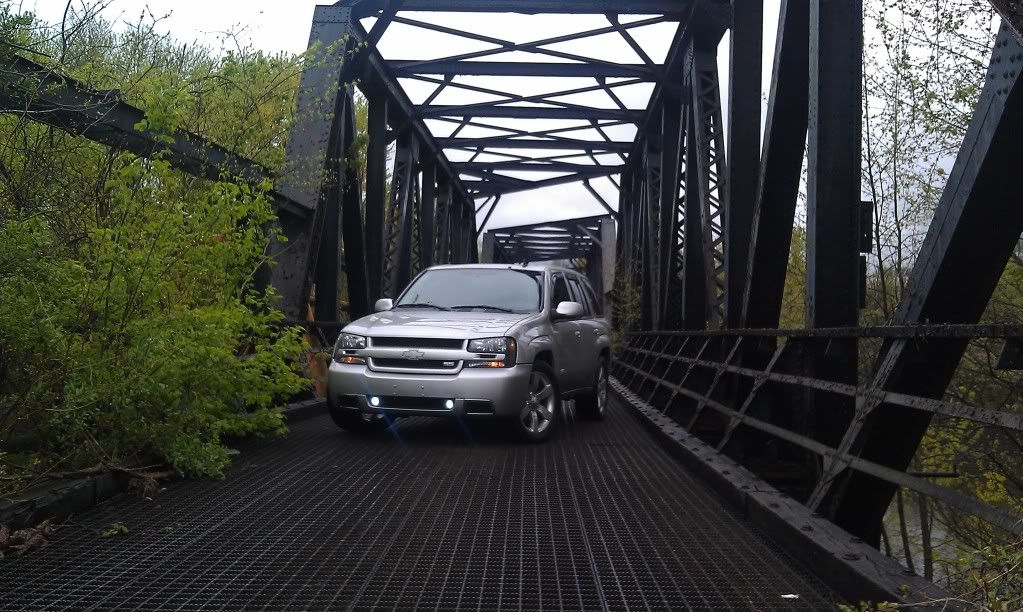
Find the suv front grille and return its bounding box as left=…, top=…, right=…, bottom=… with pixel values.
left=371, top=358, right=459, bottom=370
left=371, top=337, right=465, bottom=350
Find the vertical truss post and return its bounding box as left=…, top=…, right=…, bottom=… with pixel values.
left=741, top=0, right=810, bottom=329
left=658, top=94, right=684, bottom=330
left=682, top=105, right=709, bottom=331
left=313, top=110, right=344, bottom=326
left=804, top=0, right=863, bottom=449
left=480, top=231, right=496, bottom=263
left=451, top=198, right=466, bottom=265
left=686, top=38, right=727, bottom=329
left=421, top=157, right=437, bottom=269
left=725, top=0, right=763, bottom=328
left=270, top=5, right=354, bottom=319
left=383, top=131, right=419, bottom=297
left=617, top=170, right=633, bottom=275
left=468, top=198, right=480, bottom=262
left=641, top=139, right=662, bottom=330
left=339, top=93, right=371, bottom=321
left=436, top=181, right=452, bottom=265
left=365, top=90, right=389, bottom=301
left=812, top=24, right=1023, bottom=543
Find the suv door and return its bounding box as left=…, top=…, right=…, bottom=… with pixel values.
left=550, top=272, right=585, bottom=391
left=567, top=273, right=600, bottom=384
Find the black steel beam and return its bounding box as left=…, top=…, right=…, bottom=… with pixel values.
left=988, top=0, right=1023, bottom=41
left=454, top=161, right=625, bottom=172
left=420, top=105, right=644, bottom=121
left=741, top=0, right=810, bottom=329
left=624, top=2, right=729, bottom=174
left=682, top=103, right=709, bottom=331
left=365, top=92, right=388, bottom=302
left=392, top=60, right=654, bottom=78
left=0, top=54, right=308, bottom=219
left=344, top=0, right=695, bottom=16
left=816, top=24, right=1023, bottom=543
left=658, top=94, right=684, bottom=330
left=804, top=0, right=863, bottom=453
left=354, top=22, right=476, bottom=224
left=465, top=168, right=623, bottom=196
left=641, top=140, right=661, bottom=330
left=421, top=157, right=437, bottom=269
left=438, top=138, right=632, bottom=152
left=269, top=7, right=358, bottom=318
left=724, top=0, right=763, bottom=329
left=340, top=98, right=372, bottom=321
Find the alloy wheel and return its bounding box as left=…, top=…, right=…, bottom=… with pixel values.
left=521, top=370, right=556, bottom=434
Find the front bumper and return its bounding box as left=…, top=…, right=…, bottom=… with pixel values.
left=327, top=362, right=532, bottom=418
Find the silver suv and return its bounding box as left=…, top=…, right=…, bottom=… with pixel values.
left=326, top=264, right=611, bottom=441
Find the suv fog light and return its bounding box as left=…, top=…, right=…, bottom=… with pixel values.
left=445, top=400, right=455, bottom=409
left=370, top=396, right=381, bottom=407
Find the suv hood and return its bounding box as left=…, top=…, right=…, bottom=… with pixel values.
left=344, top=310, right=532, bottom=340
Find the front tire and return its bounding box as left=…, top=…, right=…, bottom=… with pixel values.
left=577, top=357, right=608, bottom=421
left=515, top=362, right=559, bottom=442
left=329, top=404, right=389, bottom=434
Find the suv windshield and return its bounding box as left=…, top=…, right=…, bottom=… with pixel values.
left=395, top=268, right=544, bottom=314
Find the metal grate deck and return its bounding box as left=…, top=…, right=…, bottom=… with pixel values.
left=1, top=399, right=838, bottom=611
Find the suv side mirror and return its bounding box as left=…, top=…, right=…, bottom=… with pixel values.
left=375, top=298, right=394, bottom=312
left=554, top=301, right=584, bottom=319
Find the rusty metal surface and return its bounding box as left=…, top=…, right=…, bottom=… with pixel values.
left=1, top=403, right=836, bottom=611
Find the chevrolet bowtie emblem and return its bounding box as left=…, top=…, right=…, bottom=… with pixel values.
left=402, top=349, right=426, bottom=361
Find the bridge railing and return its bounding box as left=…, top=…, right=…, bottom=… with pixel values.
left=612, top=326, right=1023, bottom=539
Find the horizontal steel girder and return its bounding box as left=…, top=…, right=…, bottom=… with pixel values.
left=343, top=0, right=696, bottom=16
left=421, top=105, right=644, bottom=121
left=454, top=161, right=626, bottom=172
left=392, top=60, right=656, bottom=78
left=439, top=138, right=630, bottom=152
left=0, top=54, right=309, bottom=219
left=439, top=138, right=632, bottom=152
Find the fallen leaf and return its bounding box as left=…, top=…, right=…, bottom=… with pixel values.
left=100, top=522, right=129, bottom=537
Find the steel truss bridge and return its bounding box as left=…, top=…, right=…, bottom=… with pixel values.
left=2, top=0, right=1023, bottom=608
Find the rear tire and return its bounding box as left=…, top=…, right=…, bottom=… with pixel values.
left=514, top=362, right=560, bottom=442
left=329, top=404, right=389, bottom=434
left=577, top=357, right=608, bottom=421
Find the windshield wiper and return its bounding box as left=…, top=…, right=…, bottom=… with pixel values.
left=451, top=305, right=516, bottom=313
left=394, top=303, right=452, bottom=311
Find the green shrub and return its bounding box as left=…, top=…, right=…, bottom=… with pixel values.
left=0, top=157, right=307, bottom=482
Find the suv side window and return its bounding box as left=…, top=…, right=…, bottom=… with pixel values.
left=567, top=276, right=591, bottom=316
left=551, top=273, right=572, bottom=309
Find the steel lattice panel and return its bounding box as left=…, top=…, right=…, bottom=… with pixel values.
left=0, top=402, right=836, bottom=611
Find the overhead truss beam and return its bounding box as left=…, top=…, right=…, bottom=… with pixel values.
left=344, top=0, right=695, bottom=16
left=393, top=61, right=656, bottom=78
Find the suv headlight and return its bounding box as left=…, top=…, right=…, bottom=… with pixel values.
left=467, top=337, right=516, bottom=368
left=333, top=333, right=367, bottom=364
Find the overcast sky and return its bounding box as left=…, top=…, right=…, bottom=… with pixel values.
left=27, top=0, right=784, bottom=232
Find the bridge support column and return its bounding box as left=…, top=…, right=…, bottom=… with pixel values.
left=741, top=0, right=810, bottom=329
left=269, top=5, right=356, bottom=320
left=725, top=0, right=763, bottom=329
left=365, top=92, right=389, bottom=302
left=421, top=158, right=437, bottom=270
left=658, top=93, right=685, bottom=330
left=803, top=0, right=863, bottom=481
left=811, top=24, right=1023, bottom=544
left=340, top=97, right=371, bottom=322
left=641, top=140, right=662, bottom=330
left=383, top=131, right=420, bottom=297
